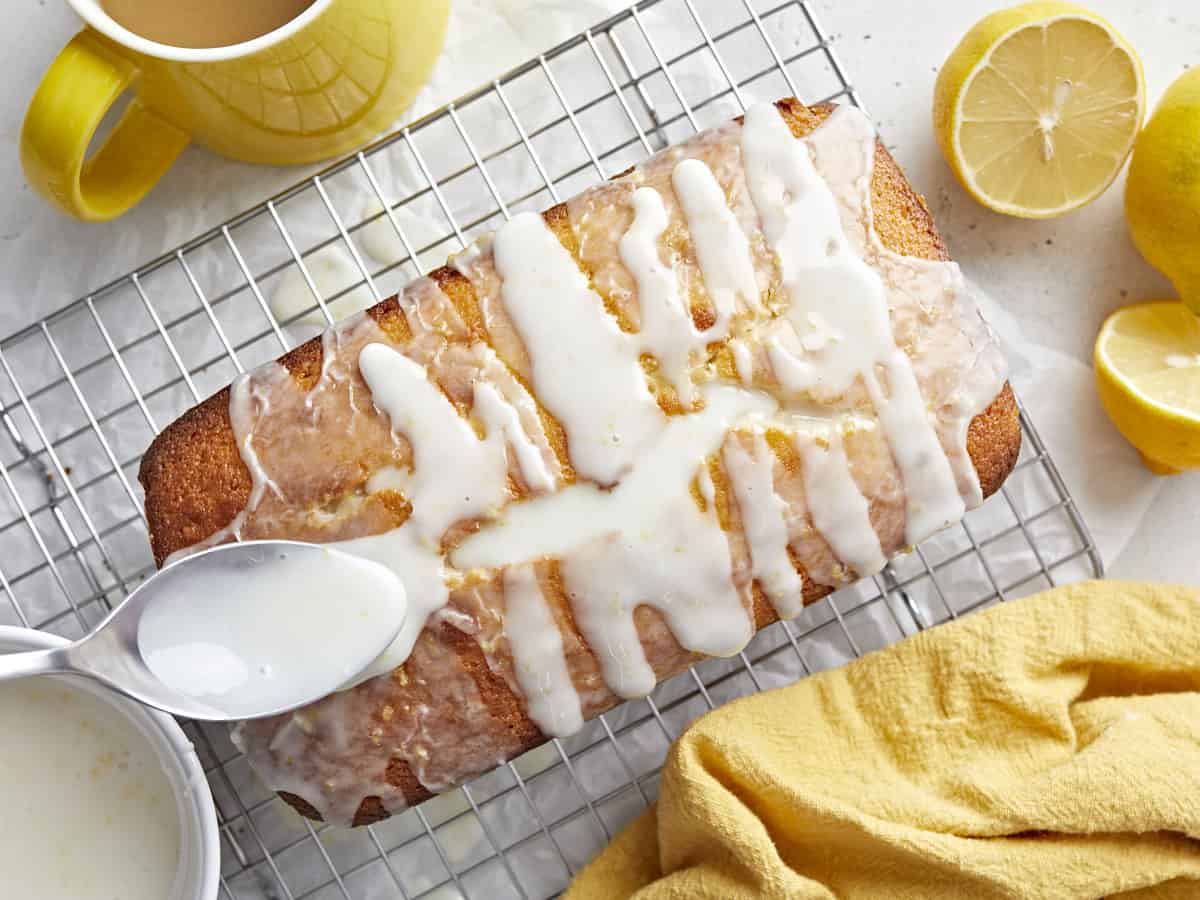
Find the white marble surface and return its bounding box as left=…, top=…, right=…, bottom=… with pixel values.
left=1, top=0, right=1196, bottom=584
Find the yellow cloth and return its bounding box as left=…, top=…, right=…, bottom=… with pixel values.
left=565, top=581, right=1200, bottom=900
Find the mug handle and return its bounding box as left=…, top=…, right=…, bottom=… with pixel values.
left=20, top=28, right=190, bottom=222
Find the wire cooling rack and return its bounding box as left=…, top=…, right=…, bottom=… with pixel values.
left=0, top=1, right=1103, bottom=897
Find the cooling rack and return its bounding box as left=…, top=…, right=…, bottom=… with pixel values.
left=0, top=1, right=1103, bottom=897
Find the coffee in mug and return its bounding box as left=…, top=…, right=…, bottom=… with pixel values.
left=101, top=0, right=317, bottom=49
left=21, top=0, right=450, bottom=221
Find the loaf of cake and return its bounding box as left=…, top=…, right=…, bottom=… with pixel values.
left=139, top=98, right=1018, bottom=826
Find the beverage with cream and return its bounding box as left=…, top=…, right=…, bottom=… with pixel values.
left=100, top=0, right=317, bottom=48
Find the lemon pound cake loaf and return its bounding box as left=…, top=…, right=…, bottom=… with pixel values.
left=139, top=98, right=1018, bottom=826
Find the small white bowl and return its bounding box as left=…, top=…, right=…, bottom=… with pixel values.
left=0, top=626, right=219, bottom=900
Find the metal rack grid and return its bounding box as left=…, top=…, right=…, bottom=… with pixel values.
left=0, top=1, right=1103, bottom=897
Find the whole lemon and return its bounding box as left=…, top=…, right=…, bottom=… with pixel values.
left=1125, top=69, right=1200, bottom=315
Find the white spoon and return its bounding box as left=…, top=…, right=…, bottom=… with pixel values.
left=0, top=541, right=408, bottom=721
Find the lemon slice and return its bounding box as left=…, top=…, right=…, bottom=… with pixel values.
left=934, top=2, right=1144, bottom=218
left=1095, top=300, right=1200, bottom=475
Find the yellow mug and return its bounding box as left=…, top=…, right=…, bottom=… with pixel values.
left=21, top=0, right=450, bottom=222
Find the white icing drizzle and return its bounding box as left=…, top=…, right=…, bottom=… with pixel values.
left=502, top=564, right=583, bottom=737
left=227, top=368, right=286, bottom=528
left=492, top=211, right=664, bottom=486
left=730, top=338, right=755, bottom=384
left=359, top=344, right=512, bottom=532
left=722, top=428, right=805, bottom=618
left=314, top=315, right=366, bottom=415
left=341, top=343, right=512, bottom=671
left=672, top=157, right=762, bottom=329
left=454, top=384, right=772, bottom=568
left=455, top=384, right=771, bottom=698
left=805, top=108, right=1007, bottom=509
left=741, top=102, right=964, bottom=545
left=619, top=186, right=707, bottom=404
left=562, top=499, right=745, bottom=698
left=163, top=366, right=290, bottom=564
left=473, top=382, right=555, bottom=493
left=794, top=422, right=886, bottom=578
left=341, top=341, right=560, bottom=682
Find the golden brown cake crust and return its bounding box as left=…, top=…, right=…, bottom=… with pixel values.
left=138, top=99, right=1020, bottom=823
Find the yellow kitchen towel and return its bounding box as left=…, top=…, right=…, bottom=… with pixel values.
left=565, top=580, right=1200, bottom=900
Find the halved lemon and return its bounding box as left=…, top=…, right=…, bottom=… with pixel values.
left=933, top=2, right=1144, bottom=218
left=1094, top=300, right=1200, bottom=475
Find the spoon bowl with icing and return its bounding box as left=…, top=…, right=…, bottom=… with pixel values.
left=0, top=541, right=408, bottom=721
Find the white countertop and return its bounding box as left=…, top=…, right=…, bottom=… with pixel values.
left=1, top=0, right=1196, bottom=583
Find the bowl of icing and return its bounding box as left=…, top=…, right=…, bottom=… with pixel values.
left=0, top=625, right=219, bottom=900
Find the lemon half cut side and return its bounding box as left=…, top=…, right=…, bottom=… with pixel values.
left=1095, top=301, right=1200, bottom=475
left=934, top=2, right=1144, bottom=218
